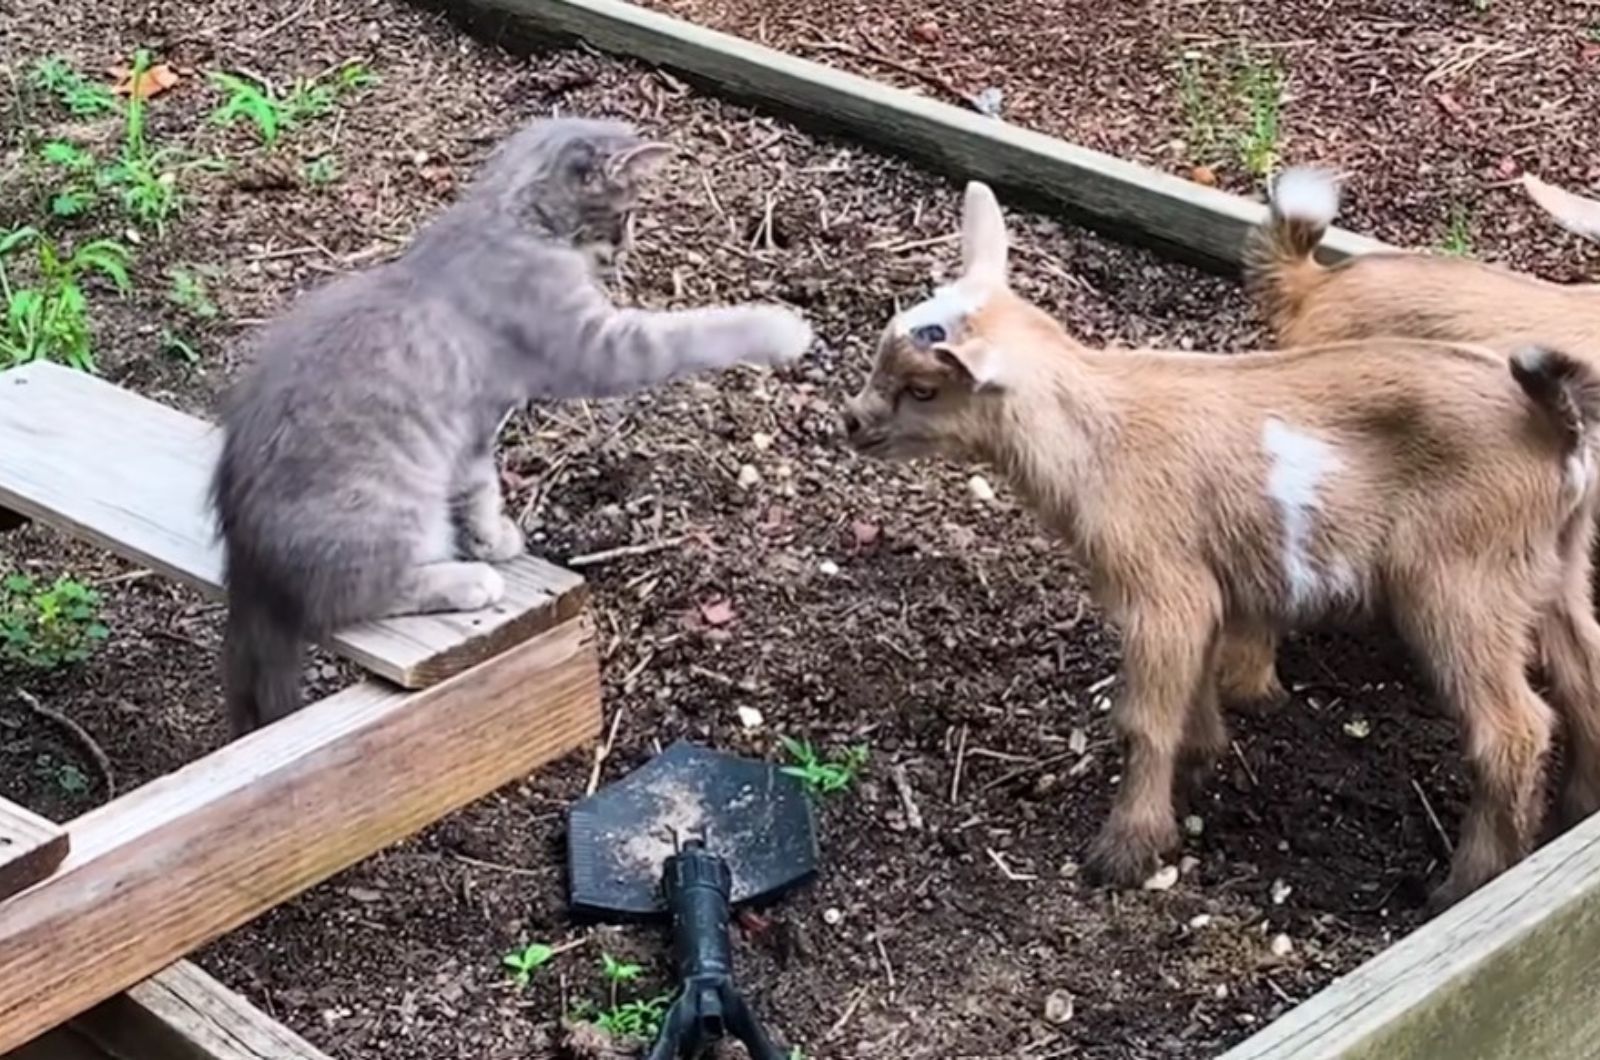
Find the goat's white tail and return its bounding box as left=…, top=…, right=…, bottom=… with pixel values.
left=1246, top=167, right=1341, bottom=329
left=1510, top=345, right=1600, bottom=500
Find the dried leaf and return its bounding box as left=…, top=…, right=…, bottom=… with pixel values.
left=911, top=19, right=942, bottom=44
left=1191, top=164, right=1218, bottom=187
left=700, top=598, right=737, bottom=626
left=110, top=61, right=181, bottom=100
left=851, top=519, right=881, bottom=547
left=1434, top=92, right=1465, bottom=118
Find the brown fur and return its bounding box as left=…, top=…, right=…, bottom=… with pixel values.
left=846, top=182, right=1600, bottom=909
left=1240, top=168, right=1600, bottom=827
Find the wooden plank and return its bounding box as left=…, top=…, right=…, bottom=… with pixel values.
left=0, top=615, right=601, bottom=1052
left=73, top=962, right=332, bottom=1060
left=1222, top=807, right=1600, bottom=1060
left=0, top=362, right=587, bottom=688
left=430, top=0, right=1393, bottom=272
left=0, top=798, right=68, bottom=902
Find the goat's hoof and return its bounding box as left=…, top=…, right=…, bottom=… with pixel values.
left=1084, top=825, right=1171, bottom=887
left=1220, top=680, right=1288, bottom=715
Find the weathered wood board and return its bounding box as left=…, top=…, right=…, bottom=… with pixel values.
left=429, top=0, right=1392, bottom=272
left=0, top=798, right=68, bottom=902
left=0, top=616, right=601, bottom=1053
left=0, top=362, right=587, bottom=687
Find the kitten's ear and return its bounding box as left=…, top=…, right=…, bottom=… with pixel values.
left=960, top=181, right=1009, bottom=286
left=1524, top=173, right=1600, bottom=244
left=607, top=142, right=674, bottom=182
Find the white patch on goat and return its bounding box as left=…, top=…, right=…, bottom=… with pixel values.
left=1271, top=168, right=1340, bottom=227
left=895, top=283, right=985, bottom=340
left=1262, top=418, right=1343, bottom=609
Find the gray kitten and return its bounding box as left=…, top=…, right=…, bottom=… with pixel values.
left=212, top=116, right=813, bottom=736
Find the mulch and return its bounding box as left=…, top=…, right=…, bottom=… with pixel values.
left=0, top=0, right=1506, bottom=1057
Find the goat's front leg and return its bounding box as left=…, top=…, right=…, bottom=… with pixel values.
left=454, top=446, right=525, bottom=563
left=1087, top=589, right=1219, bottom=886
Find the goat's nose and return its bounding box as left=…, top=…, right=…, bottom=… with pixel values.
left=842, top=410, right=861, bottom=436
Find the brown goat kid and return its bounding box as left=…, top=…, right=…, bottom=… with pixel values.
left=845, top=181, right=1600, bottom=909
left=1240, top=167, right=1600, bottom=829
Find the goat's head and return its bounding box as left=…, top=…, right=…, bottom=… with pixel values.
left=844, top=181, right=1062, bottom=460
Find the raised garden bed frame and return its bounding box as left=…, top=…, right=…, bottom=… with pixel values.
left=417, top=1, right=1600, bottom=1057
left=0, top=362, right=603, bottom=1057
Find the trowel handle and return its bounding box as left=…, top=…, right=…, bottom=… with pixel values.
left=662, top=842, right=734, bottom=981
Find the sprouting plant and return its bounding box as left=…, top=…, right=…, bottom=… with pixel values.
left=302, top=154, right=340, bottom=186
left=29, top=56, right=119, bottom=118
left=39, top=140, right=101, bottom=218
left=160, top=328, right=200, bottom=364
left=502, top=942, right=556, bottom=988
left=588, top=993, right=673, bottom=1040
left=0, top=572, right=110, bottom=670
left=601, top=953, right=644, bottom=986
left=210, top=61, right=376, bottom=147
left=1176, top=53, right=1219, bottom=161
left=34, top=755, right=91, bottom=795
left=1233, top=50, right=1283, bottom=178
left=167, top=265, right=218, bottom=318
left=779, top=737, right=869, bottom=796
left=0, top=226, right=131, bottom=371
left=1440, top=202, right=1474, bottom=257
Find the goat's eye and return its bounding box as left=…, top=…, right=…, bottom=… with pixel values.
left=906, top=382, right=938, bottom=402
left=910, top=323, right=947, bottom=346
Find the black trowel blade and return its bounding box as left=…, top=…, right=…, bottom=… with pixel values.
left=567, top=741, right=819, bottom=919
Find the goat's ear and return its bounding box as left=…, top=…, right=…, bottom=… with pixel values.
left=961, top=181, right=1009, bottom=285
left=1524, top=174, right=1600, bottom=244
left=934, top=341, right=1001, bottom=390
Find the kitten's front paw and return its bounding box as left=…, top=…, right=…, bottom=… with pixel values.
left=451, top=564, right=506, bottom=612
left=468, top=515, right=526, bottom=563
left=745, top=305, right=814, bottom=367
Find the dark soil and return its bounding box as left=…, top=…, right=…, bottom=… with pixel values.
left=634, top=0, right=1600, bottom=283
left=0, top=1, right=1480, bottom=1057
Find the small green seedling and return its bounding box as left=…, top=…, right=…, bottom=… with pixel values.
left=0, top=226, right=132, bottom=372
left=302, top=154, right=340, bottom=186
left=0, top=572, right=110, bottom=670
left=167, top=265, right=218, bottom=318
left=579, top=993, right=673, bottom=1040
left=34, top=755, right=91, bottom=796
left=210, top=61, right=376, bottom=147
left=779, top=737, right=869, bottom=796
left=1233, top=51, right=1283, bottom=179
left=29, top=57, right=119, bottom=118
left=160, top=328, right=201, bottom=364
left=502, top=942, right=556, bottom=988
left=1439, top=202, right=1474, bottom=257
left=1176, top=53, right=1219, bottom=161
left=601, top=953, right=644, bottom=985
left=100, top=50, right=221, bottom=231
left=39, top=141, right=101, bottom=218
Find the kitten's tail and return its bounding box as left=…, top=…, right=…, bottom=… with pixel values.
left=222, top=586, right=305, bottom=738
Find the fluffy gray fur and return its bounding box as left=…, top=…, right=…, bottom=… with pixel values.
left=212, top=116, right=813, bottom=735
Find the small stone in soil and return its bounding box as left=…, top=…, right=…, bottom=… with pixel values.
left=1043, top=989, right=1075, bottom=1024
left=737, top=464, right=761, bottom=488
left=1184, top=814, right=1205, bottom=837
left=968, top=473, right=996, bottom=502
left=1143, top=865, right=1179, bottom=891
left=818, top=559, right=840, bottom=576
left=1270, top=933, right=1294, bottom=958
left=1270, top=878, right=1293, bottom=906
left=1189, top=914, right=1212, bottom=930
left=736, top=706, right=764, bottom=729
left=823, top=907, right=843, bottom=925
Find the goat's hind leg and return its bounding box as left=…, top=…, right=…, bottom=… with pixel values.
left=1216, top=621, right=1287, bottom=713
left=1398, top=581, right=1553, bottom=910
left=1178, top=635, right=1229, bottom=812
left=1537, top=519, right=1600, bottom=829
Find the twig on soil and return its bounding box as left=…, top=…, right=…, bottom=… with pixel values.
left=96, top=568, right=154, bottom=587
left=986, top=847, right=1038, bottom=882
left=566, top=535, right=687, bottom=568
left=797, top=39, right=979, bottom=111
left=14, top=689, right=114, bottom=798
left=1230, top=740, right=1261, bottom=790
left=248, top=0, right=317, bottom=42
left=949, top=724, right=969, bottom=803
left=449, top=853, right=546, bottom=879
left=825, top=984, right=870, bottom=1041
left=585, top=707, right=626, bottom=797
left=975, top=750, right=1079, bottom=796
left=1411, top=777, right=1454, bottom=855
left=890, top=764, right=925, bottom=830
left=874, top=930, right=897, bottom=992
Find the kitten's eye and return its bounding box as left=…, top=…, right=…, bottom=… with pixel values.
left=910, top=323, right=947, bottom=346
left=906, top=382, right=939, bottom=402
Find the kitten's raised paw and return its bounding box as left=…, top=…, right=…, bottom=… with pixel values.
left=468, top=515, right=526, bottom=562
left=746, top=305, right=814, bottom=366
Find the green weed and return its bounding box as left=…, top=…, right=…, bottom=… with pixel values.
left=1233, top=51, right=1283, bottom=178
left=1440, top=203, right=1474, bottom=257
left=34, top=754, right=91, bottom=795
left=160, top=328, right=200, bottom=364
left=1177, top=54, right=1219, bottom=161
left=0, top=226, right=131, bottom=371
left=210, top=61, right=376, bottom=147
left=0, top=572, right=110, bottom=670
left=302, top=154, right=340, bottom=186
left=29, top=57, right=118, bottom=118
left=502, top=942, right=556, bottom=988
left=166, top=265, right=218, bottom=318
left=570, top=993, right=673, bottom=1041
left=39, top=140, right=100, bottom=218
left=779, top=737, right=869, bottom=796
